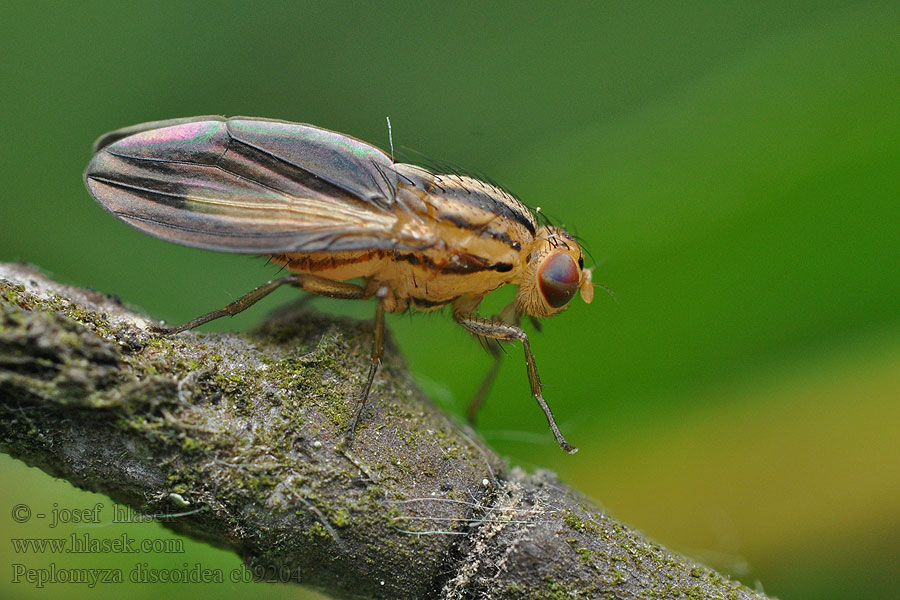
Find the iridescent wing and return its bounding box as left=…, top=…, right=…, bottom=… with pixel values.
left=85, top=116, right=429, bottom=253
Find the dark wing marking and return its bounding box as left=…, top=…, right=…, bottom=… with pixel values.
left=85, top=117, right=431, bottom=253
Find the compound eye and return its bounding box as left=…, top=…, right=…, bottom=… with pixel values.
left=538, top=252, right=580, bottom=309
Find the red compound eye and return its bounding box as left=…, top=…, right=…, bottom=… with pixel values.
left=538, top=252, right=579, bottom=309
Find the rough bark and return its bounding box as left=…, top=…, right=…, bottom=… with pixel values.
left=0, top=262, right=769, bottom=599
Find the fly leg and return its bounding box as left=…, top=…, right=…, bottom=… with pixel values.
left=150, top=274, right=386, bottom=441
left=466, top=302, right=520, bottom=425
left=152, top=274, right=368, bottom=334
left=346, top=301, right=385, bottom=440
left=466, top=342, right=502, bottom=425
left=453, top=306, right=578, bottom=454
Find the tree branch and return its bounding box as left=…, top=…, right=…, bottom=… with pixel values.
left=0, top=262, right=769, bottom=599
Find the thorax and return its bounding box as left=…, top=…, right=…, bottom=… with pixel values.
left=271, top=164, right=538, bottom=312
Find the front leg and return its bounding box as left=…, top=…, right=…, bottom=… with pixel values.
left=466, top=301, right=520, bottom=425
left=452, top=302, right=578, bottom=454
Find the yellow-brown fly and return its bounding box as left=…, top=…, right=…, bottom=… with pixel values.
left=84, top=116, right=594, bottom=453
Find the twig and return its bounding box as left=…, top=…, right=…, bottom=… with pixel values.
left=0, top=263, right=770, bottom=599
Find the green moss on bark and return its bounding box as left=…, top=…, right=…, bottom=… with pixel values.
left=0, top=263, right=770, bottom=600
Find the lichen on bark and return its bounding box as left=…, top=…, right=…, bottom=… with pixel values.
left=0, top=263, right=770, bottom=599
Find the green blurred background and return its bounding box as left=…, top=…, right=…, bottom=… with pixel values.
left=1, top=2, right=898, bottom=598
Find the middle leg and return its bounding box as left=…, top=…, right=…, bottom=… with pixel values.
left=346, top=300, right=385, bottom=439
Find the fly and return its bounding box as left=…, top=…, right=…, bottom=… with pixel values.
left=84, top=116, right=595, bottom=453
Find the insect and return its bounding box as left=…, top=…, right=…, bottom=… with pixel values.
left=84, top=116, right=594, bottom=453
